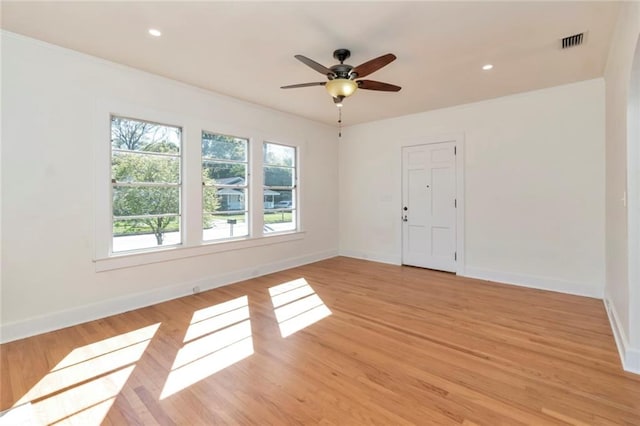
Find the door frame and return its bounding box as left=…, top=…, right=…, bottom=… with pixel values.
left=401, top=133, right=465, bottom=275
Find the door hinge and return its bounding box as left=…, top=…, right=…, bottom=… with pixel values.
left=454, top=251, right=457, bottom=261
left=454, top=198, right=457, bottom=208
left=454, top=146, right=457, bottom=155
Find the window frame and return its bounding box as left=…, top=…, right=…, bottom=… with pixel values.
left=110, top=115, right=184, bottom=254
left=201, top=130, right=250, bottom=242
left=263, top=141, right=298, bottom=235
left=93, top=99, right=305, bottom=272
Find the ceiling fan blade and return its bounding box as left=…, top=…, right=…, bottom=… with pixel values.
left=281, top=82, right=327, bottom=89
left=294, top=55, right=334, bottom=76
left=357, top=80, right=401, bottom=92
left=351, top=53, right=396, bottom=78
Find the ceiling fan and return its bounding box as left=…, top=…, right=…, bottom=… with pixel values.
left=281, top=49, right=401, bottom=107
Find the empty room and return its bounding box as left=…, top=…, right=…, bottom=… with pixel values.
left=1, top=1, right=639, bottom=424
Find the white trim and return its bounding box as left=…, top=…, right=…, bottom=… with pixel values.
left=627, top=32, right=640, bottom=359
left=339, top=249, right=401, bottom=266
left=463, top=266, right=603, bottom=299
left=262, top=140, right=300, bottom=236
left=94, top=98, right=191, bottom=261
left=400, top=133, right=465, bottom=274
left=1, top=249, right=338, bottom=344
left=604, top=296, right=640, bottom=374
left=95, top=231, right=305, bottom=272
left=455, top=136, right=466, bottom=275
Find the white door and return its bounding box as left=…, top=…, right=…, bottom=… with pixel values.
left=402, top=142, right=457, bottom=272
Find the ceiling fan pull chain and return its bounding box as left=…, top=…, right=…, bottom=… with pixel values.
left=338, top=107, right=342, bottom=138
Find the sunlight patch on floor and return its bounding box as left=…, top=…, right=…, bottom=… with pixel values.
left=33, top=366, right=135, bottom=425
left=13, top=323, right=160, bottom=425
left=269, top=278, right=331, bottom=338
left=0, top=402, right=38, bottom=425
left=184, top=297, right=250, bottom=343
left=160, top=296, right=254, bottom=399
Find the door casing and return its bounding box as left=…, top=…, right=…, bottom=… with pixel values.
left=400, top=134, right=465, bottom=274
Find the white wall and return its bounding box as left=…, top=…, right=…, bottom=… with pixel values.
left=603, top=2, right=640, bottom=373
left=631, top=36, right=640, bottom=361
left=0, top=32, right=339, bottom=342
left=339, top=79, right=605, bottom=298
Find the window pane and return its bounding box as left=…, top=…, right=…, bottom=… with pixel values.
left=264, top=143, right=294, bottom=167
left=203, top=212, right=248, bottom=241
left=202, top=132, right=249, bottom=240
left=113, top=217, right=180, bottom=252
left=111, top=117, right=180, bottom=153
left=113, top=152, right=180, bottom=184
left=202, top=161, right=246, bottom=183
left=113, top=186, right=180, bottom=216
left=204, top=187, right=245, bottom=212
left=202, top=132, right=247, bottom=161
left=264, top=210, right=295, bottom=234
left=264, top=166, right=294, bottom=187
left=264, top=189, right=294, bottom=210
left=263, top=142, right=296, bottom=235
left=110, top=116, right=182, bottom=255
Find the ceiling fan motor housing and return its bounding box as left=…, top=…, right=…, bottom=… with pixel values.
left=330, top=64, right=354, bottom=79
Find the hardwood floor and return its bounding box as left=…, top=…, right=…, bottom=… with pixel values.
left=1, top=257, right=639, bottom=425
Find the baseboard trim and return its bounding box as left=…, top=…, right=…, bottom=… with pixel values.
left=462, top=267, right=603, bottom=299
left=0, top=249, right=338, bottom=344
left=627, top=348, right=640, bottom=374
left=604, top=296, right=640, bottom=375
left=338, top=250, right=401, bottom=266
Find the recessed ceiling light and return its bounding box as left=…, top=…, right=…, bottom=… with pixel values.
left=148, top=29, right=162, bottom=37
left=482, top=64, right=493, bottom=71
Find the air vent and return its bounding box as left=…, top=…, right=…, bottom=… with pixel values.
left=561, top=32, right=584, bottom=49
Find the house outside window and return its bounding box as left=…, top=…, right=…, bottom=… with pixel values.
left=110, top=116, right=182, bottom=253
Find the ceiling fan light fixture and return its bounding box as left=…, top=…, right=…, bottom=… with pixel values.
left=326, top=78, right=357, bottom=98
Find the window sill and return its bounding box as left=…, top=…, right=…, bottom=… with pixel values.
left=94, top=231, right=305, bottom=272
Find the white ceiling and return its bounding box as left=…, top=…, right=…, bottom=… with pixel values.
left=1, top=1, right=619, bottom=126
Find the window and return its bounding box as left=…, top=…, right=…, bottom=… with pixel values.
left=202, top=131, right=249, bottom=241
left=263, top=142, right=297, bottom=233
left=111, top=116, right=182, bottom=252
left=97, top=105, right=305, bottom=270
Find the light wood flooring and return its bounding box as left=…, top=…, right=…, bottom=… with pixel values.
left=1, top=257, right=639, bottom=425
